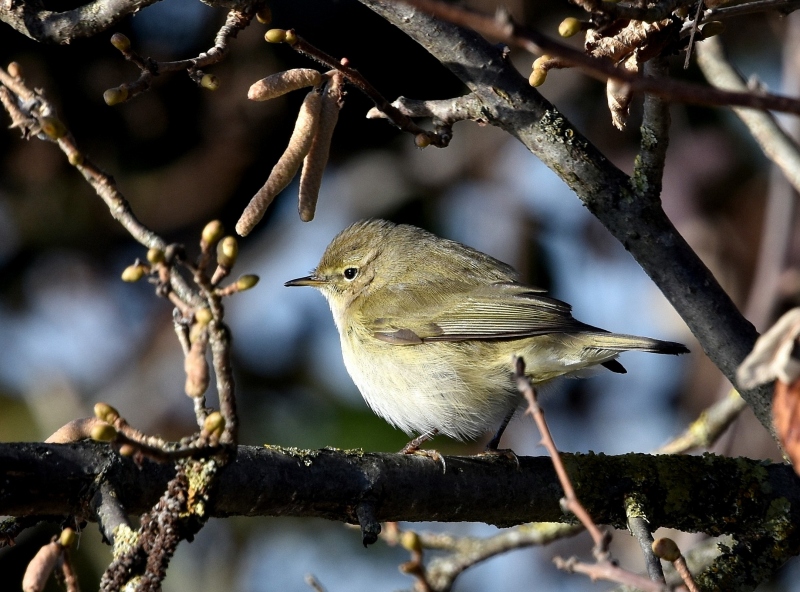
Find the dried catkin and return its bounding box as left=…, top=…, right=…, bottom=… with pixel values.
left=298, top=72, right=344, bottom=222
left=236, top=88, right=322, bottom=236
left=248, top=68, right=322, bottom=101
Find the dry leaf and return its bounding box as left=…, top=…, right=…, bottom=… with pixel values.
left=773, top=379, right=800, bottom=475
left=737, top=308, right=800, bottom=390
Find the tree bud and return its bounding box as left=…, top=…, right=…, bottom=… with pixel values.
left=94, top=402, right=120, bottom=424
left=652, top=537, right=681, bottom=562
left=265, top=29, right=286, bottom=43
left=201, top=220, right=224, bottom=246
left=110, top=33, right=131, bottom=52
left=146, top=248, right=165, bottom=264
left=203, top=411, right=226, bottom=437
left=217, top=236, right=239, bottom=268
left=121, top=264, right=146, bottom=282
left=200, top=73, right=220, bottom=91
left=256, top=7, right=272, bottom=24
left=195, top=307, right=213, bottom=326
left=103, top=86, right=128, bottom=106
left=236, top=274, right=259, bottom=291
left=529, top=67, right=547, bottom=87
left=400, top=531, right=421, bottom=553
left=90, top=422, right=118, bottom=442
left=558, top=17, right=581, bottom=38
left=59, top=528, right=77, bottom=548
left=40, top=116, right=67, bottom=140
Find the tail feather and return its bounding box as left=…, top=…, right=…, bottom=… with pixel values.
left=585, top=333, right=689, bottom=356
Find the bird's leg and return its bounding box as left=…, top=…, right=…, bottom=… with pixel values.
left=485, top=409, right=515, bottom=452
left=401, top=429, right=438, bottom=454
left=401, top=430, right=445, bottom=472
left=482, top=409, right=519, bottom=467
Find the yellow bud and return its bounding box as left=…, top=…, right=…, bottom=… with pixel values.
left=414, top=133, right=431, bottom=148
left=195, top=307, right=213, bottom=325
left=265, top=29, right=286, bottom=43
left=110, top=33, right=131, bottom=52
left=651, top=537, right=681, bottom=562
left=700, top=21, right=725, bottom=37
left=674, top=6, right=688, bottom=17
left=90, top=422, right=117, bottom=442
left=119, top=444, right=135, bottom=456
left=94, top=402, right=120, bottom=424
left=202, top=220, right=224, bottom=245
left=532, top=55, right=551, bottom=69
left=236, top=274, right=260, bottom=291
left=40, top=116, right=67, bottom=140
left=59, top=528, right=77, bottom=548
left=529, top=67, right=547, bottom=87
left=68, top=151, right=84, bottom=166
left=121, top=264, right=145, bottom=282
left=200, top=73, right=220, bottom=91
left=203, top=411, right=226, bottom=436
left=147, top=248, right=165, bottom=264
left=256, top=7, right=272, bottom=24
left=400, top=531, right=421, bottom=553
left=103, top=86, right=128, bottom=106
left=284, top=29, right=298, bottom=45
left=558, top=17, right=581, bottom=38
left=217, top=236, right=239, bottom=268
left=7, top=62, right=22, bottom=78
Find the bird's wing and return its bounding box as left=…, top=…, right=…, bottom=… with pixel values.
left=366, top=282, right=596, bottom=345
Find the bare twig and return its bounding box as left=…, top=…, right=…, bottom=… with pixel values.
left=656, top=389, right=747, bottom=454
left=396, top=0, right=800, bottom=116
left=278, top=31, right=450, bottom=147
left=554, top=556, right=670, bottom=592
left=108, top=9, right=254, bottom=103
left=625, top=496, right=666, bottom=584
left=515, top=358, right=608, bottom=555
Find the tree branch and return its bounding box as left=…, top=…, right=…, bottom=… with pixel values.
left=2, top=443, right=800, bottom=537
left=0, top=0, right=263, bottom=44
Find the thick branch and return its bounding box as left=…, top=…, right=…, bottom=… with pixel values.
left=359, top=0, right=775, bottom=434
left=2, top=443, right=800, bottom=540
left=0, top=0, right=261, bottom=43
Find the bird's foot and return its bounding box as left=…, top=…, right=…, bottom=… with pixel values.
left=401, top=431, right=445, bottom=472
left=480, top=446, right=520, bottom=469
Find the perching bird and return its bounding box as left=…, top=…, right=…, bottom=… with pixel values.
left=286, top=219, right=688, bottom=451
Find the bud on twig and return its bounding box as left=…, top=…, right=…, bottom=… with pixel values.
left=203, top=411, right=226, bottom=438
left=90, top=422, right=118, bottom=442
left=103, top=86, right=128, bottom=106
left=558, top=17, right=581, bottom=38
left=200, top=73, right=220, bottom=91
left=94, top=402, right=120, bottom=424
left=236, top=274, right=260, bottom=291
left=121, top=264, right=147, bottom=282
left=39, top=116, right=67, bottom=140
left=217, top=236, right=239, bottom=268
left=110, top=33, right=131, bottom=52
left=201, top=220, right=224, bottom=247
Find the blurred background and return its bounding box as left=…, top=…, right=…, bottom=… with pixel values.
left=0, top=0, right=796, bottom=589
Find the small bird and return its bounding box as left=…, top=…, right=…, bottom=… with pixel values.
left=286, top=219, right=688, bottom=452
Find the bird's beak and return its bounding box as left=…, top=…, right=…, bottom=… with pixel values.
left=285, top=275, right=325, bottom=288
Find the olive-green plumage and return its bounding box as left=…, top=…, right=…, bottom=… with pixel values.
left=286, top=219, right=688, bottom=444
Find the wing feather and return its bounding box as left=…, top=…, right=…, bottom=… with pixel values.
left=368, top=282, right=597, bottom=344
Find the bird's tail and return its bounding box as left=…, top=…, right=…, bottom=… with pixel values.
left=583, top=333, right=689, bottom=355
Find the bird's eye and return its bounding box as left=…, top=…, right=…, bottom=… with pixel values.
left=343, top=267, right=358, bottom=280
